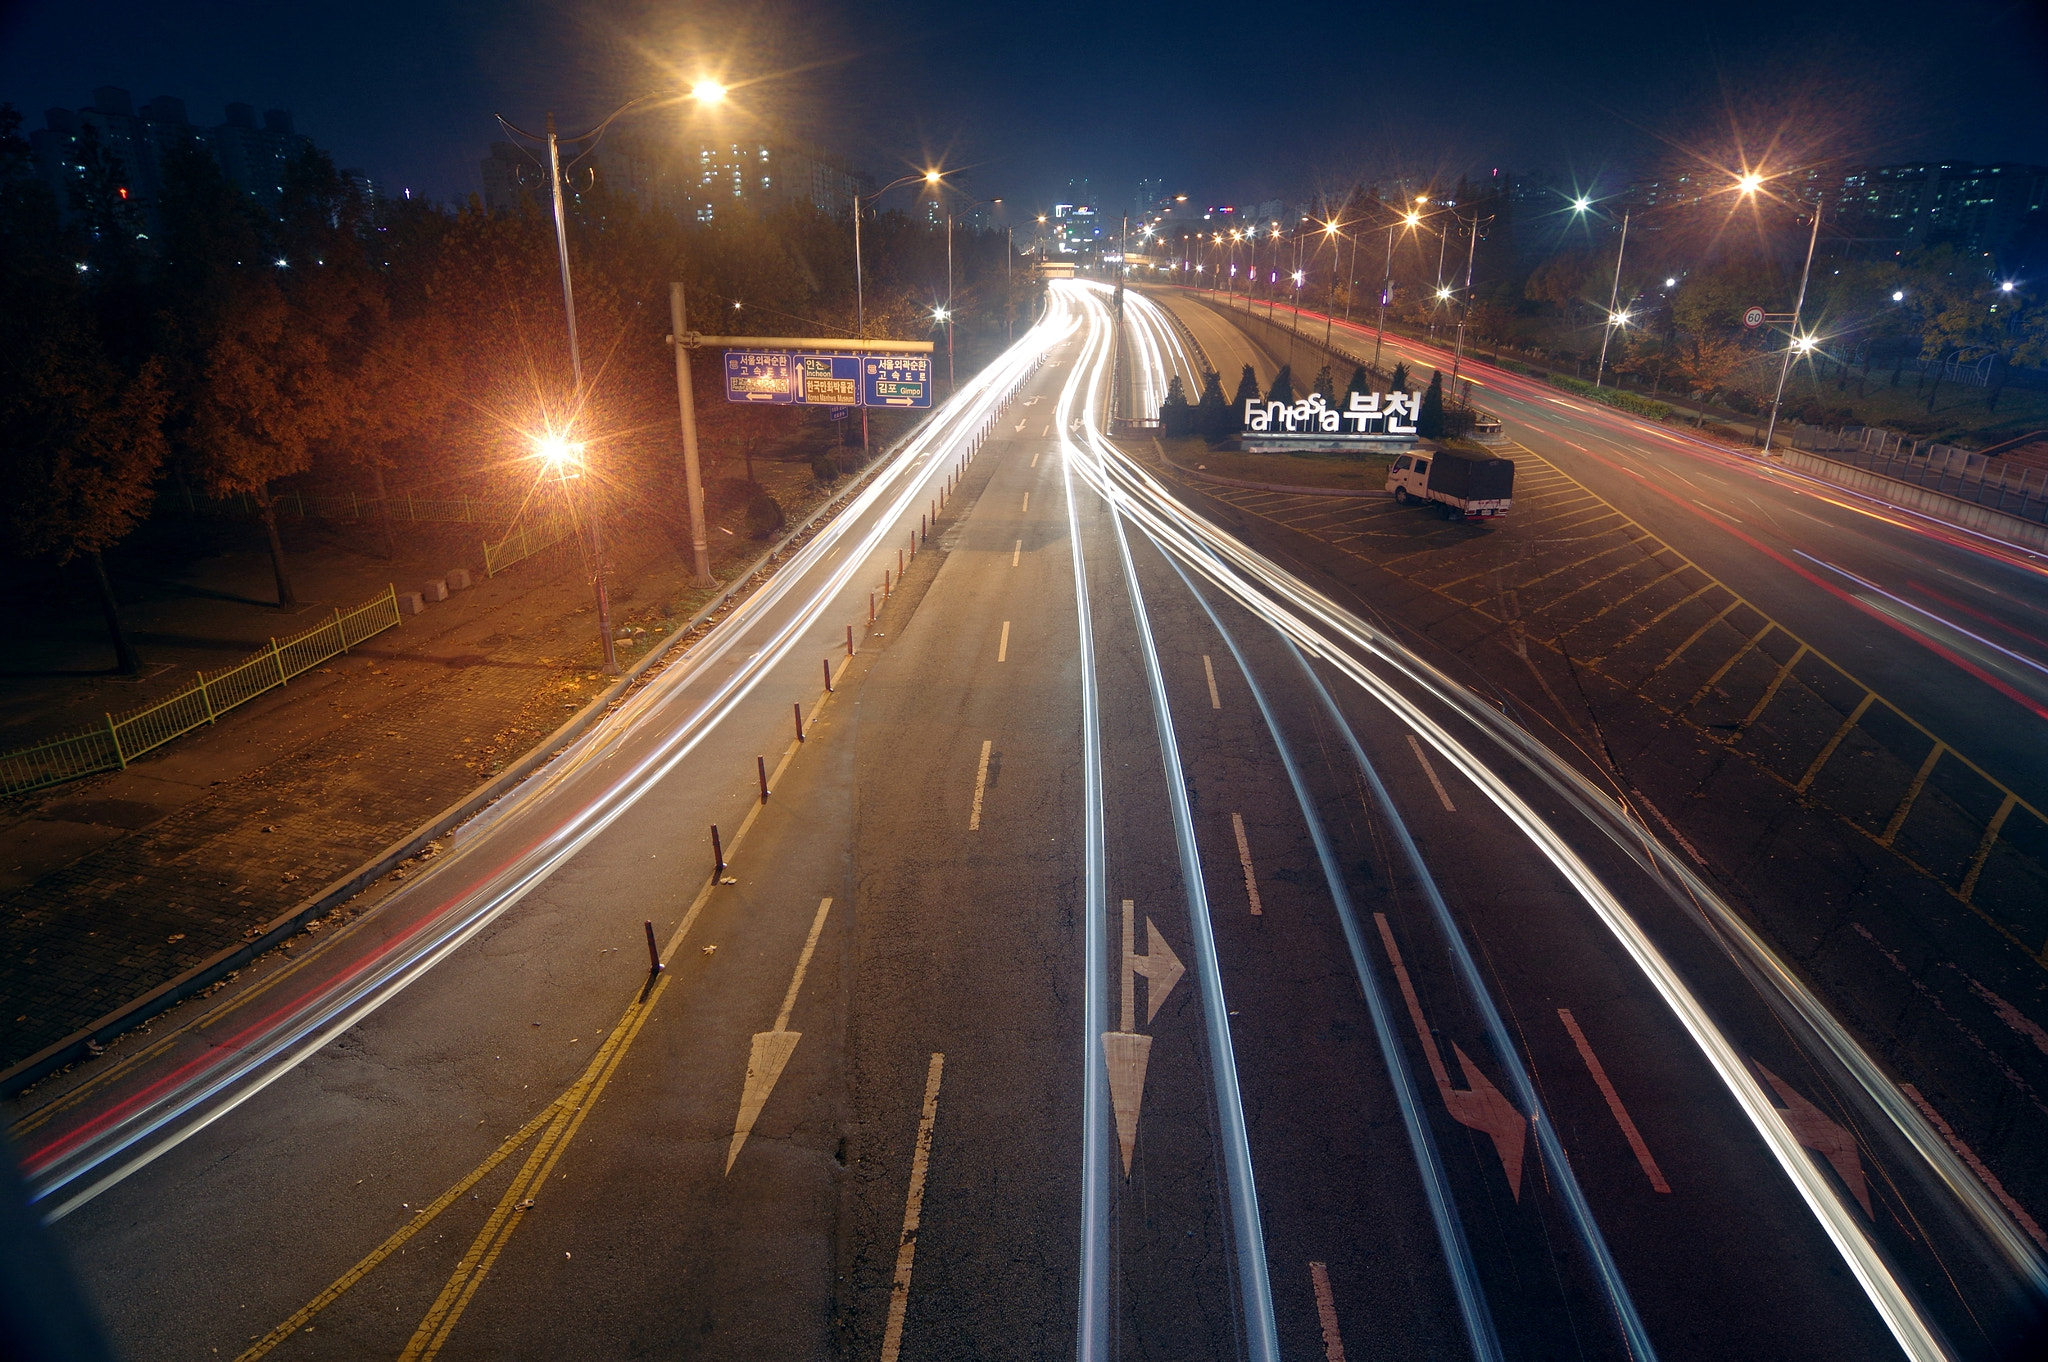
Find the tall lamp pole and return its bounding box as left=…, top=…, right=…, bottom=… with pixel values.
left=855, top=170, right=943, bottom=452
left=1762, top=198, right=1824, bottom=456
left=1594, top=210, right=1632, bottom=388
left=1448, top=210, right=1491, bottom=394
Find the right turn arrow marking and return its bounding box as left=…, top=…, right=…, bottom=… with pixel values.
left=727, top=897, right=833, bottom=1174
left=1103, top=898, right=1185, bottom=1177
left=1375, top=913, right=1527, bottom=1199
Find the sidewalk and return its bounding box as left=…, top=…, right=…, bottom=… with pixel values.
left=0, top=458, right=832, bottom=1075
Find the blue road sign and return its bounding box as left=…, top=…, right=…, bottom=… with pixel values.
left=863, top=354, right=932, bottom=409
left=797, top=353, right=862, bottom=406
left=724, top=351, right=796, bottom=403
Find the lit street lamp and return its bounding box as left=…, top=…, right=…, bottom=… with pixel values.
left=855, top=169, right=943, bottom=452
left=495, top=79, right=730, bottom=665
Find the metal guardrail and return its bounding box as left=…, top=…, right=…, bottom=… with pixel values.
left=0, top=587, right=403, bottom=796
left=1790, top=425, right=2048, bottom=526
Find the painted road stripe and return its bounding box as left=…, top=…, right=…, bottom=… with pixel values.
left=1031, top=450, right=1042, bottom=468
left=879, top=1053, right=946, bottom=1362
left=969, top=740, right=993, bottom=830
left=1012, top=539, right=1022, bottom=567
left=1406, top=735, right=1457, bottom=812
left=1558, top=1009, right=1670, bottom=1193
left=726, top=897, right=835, bottom=1173
left=1231, top=813, right=1264, bottom=916
left=1022, top=492, right=1031, bottom=512
left=1202, top=654, right=1221, bottom=709
left=1309, top=1262, right=1348, bottom=1362
left=998, top=621, right=1010, bottom=663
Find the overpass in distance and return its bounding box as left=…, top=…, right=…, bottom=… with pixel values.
left=14, top=279, right=2048, bottom=1361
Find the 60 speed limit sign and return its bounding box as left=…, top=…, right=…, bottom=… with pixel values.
left=1742, top=306, right=1765, bottom=329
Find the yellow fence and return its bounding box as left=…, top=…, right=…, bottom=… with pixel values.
left=0, top=586, right=402, bottom=796
left=484, top=515, right=574, bottom=578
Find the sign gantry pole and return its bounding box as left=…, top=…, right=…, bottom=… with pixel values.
left=669, top=281, right=715, bottom=588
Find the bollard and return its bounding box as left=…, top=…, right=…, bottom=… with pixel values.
left=884, top=569, right=891, bottom=598
left=644, top=920, right=664, bottom=974
left=921, top=513, right=927, bottom=538
left=869, top=592, right=876, bottom=622
left=794, top=703, right=806, bottom=743
left=898, top=548, right=904, bottom=576
left=758, top=756, right=770, bottom=802
left=824, top=658, right=834, bottom=692
left=846, top=624, right=854, bottom=657
left=711, top=824, right=725, bottom=875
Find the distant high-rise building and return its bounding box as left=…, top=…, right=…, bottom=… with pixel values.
left=481, top=131, right=865, bottom=225
left=1826, top=162, right=2046, bottom=262
left=28, top=86, right=352, bottom=241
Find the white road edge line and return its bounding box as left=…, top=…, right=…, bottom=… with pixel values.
left=1231, top=813, right=1264, bottom=916
left=1203, top=654, right=1222, bottom=708
left=1558, top=1008, right=1671, bottom=1193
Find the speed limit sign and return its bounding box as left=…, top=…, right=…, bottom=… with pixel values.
left=1742, top=306, right=1765, bottom=329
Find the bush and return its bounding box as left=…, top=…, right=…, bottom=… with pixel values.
left=745, top=492, right=784, bottom=539
left=836, top=449, right=866, bottom=476
left=708, top=476, right=762, bottom=518
left=810, top=452, right=839, bottom=485
left=1546, top=373, right=1672, bottom=421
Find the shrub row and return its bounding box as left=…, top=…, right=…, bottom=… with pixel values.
left=1546, top=373, right=1674, bottom=422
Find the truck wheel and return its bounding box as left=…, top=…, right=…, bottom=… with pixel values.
left=1394, top=488, right=1409, bottom=505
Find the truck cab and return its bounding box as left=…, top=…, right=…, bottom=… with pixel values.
left=1388, top=453, right=1432, bottom=503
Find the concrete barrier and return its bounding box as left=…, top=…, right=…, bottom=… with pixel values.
left=446, top=568, right=473, bottom=591
left=421, top=579, right=449, bottom=602
left=399, top=591, right=426, bottom=615
left=1775, top=448, right=2048, bottom=553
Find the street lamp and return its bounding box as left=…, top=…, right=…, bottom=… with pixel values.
left=494, top=79, right=730, bottom=666
left=1759, top=183, right=1824, bottom=457
left=854, top=169, right=944, bottom=452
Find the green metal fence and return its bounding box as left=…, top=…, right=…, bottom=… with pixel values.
left=0, top=586, right=403, bottom=796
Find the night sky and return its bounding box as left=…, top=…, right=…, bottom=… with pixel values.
left=4, top=0, right=2046, bottom=213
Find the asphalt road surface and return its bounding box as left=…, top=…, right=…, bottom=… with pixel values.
left=16, top=281, right=2048, bottom=1361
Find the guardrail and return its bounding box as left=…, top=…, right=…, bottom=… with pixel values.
left=1789, top=425, right=2048, bottom=526
left=0, top=587, right=402, bottom=796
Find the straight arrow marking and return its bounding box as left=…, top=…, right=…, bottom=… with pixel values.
left=1755, top=1060, right=1871, bottom=1215
left=1104, top=900, right=1186, bottom=1175
left=726, top=897, right=833, bottom=1174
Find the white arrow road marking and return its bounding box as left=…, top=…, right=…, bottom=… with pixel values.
left=880, top=1053, right=945, bottom=1362
left=1103, top=899, right=1186, bottom=1176
left=1755, top=1061, right=1872, bottom=1215
left=1016, top=419, right=1027, bottom=431
left=725, top=897, right=833, bottom=1174
left=1375, top=913, right=1527, bottom=1199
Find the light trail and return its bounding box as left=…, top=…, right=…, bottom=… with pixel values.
left=1158, top=547, right=1503, bottom=1362
left=23, top=313, right=1070, bottom=1220
left=1106, top=292, right=2045, bottom=1359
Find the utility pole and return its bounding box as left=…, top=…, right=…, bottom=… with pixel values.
left=668, top=282, right=714, bottom=587
left=1763, top=199, right=1824, bottom=456
left=854, top=193, right=868, bottom=457
left=946, top=213, right=955, bottom=390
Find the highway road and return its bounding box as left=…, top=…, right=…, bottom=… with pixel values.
left=15, top=281, right=2048, bottom=1361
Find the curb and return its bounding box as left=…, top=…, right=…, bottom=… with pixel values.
left=0, top=433, right=929, bottom=1100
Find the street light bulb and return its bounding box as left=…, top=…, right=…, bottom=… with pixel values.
left=1572, top=197, right=1591, bottom=212
left=924, top=170, right=942, bottom=184
left=1795, top=334, right=1816, bottom=352
left=690, top=80, right=727, bottom=104
left=1292, top=270, right=1304, bottom=284
left=1324, top=221, right=1338, bottom=236
left=1737, top=173, right=1764, bottom=195
left=1665, top=277, right=1677, bottom=288
left=1436, top=286, right=1453, bottom=301
left=535, top=435, right=584, bottom=469
left=2000, top=280, right=2016, bottom=292
left=1416, top=194, right=1429, bottom=203
left=933, top=307, right=950, bottom=322
left=1404, top=212, right=1420, bottom=226
left=1892, top=290, right=1905, bottom=301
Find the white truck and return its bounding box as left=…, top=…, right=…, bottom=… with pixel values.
left=1386, top=446, right=1515, bottom=520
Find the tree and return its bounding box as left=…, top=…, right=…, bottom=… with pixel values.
left=1267, top=364, right=1294, bottom=403
left=1389, top=361, right=1410, bottom=394
left=1159, top=374, right=1191, bottom=436
left=1310, top=363, right=1334, bottom=399
left=1197, top=369, right=1231, bottom=439
left=0, top=104, right=167, bottom=672
left=1345, top=364, right=1371, bottom=402
left=1417, top=371, right=1445, bottom=438
left=1229, top=364, right=1260, bottom=412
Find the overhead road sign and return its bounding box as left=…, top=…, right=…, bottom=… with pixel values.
left=797, top=353, right=862, bottom=406
left=724, top=351, right=796, bottom=403
left=864, top=355, right=933, bottom=409
left=680, top=334, right=934, bottom=353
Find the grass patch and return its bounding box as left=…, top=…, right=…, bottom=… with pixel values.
left=1154, top=437, right=1394, bottom=491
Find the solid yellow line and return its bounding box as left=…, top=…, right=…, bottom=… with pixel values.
left=1796, top=691, right=1877, bottom=793
left=1960, top=794, right=2018, bottom=903
left=403, top=972, right=670, bottom=1361
left=968, top=740, right=993, bottom=830
left=1879, top=743, right=1946, bottom=847
left=233, top=1100, right=563, bottom=1361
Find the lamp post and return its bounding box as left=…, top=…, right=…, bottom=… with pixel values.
left=1375, top=207, right=1423, bottom=370
left=1448, top=210, right=1492, bottom=394
left=1592, top=209, right=1632, bottom=388
left=1762, top=196, right=1824, bottom=456
left=855, top=169, right=943, bottom=453
left=497, top=82, right=727, bottom=670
